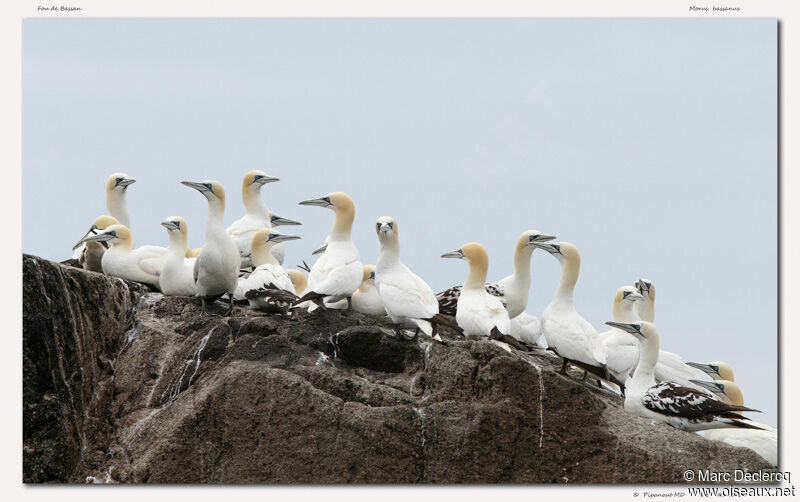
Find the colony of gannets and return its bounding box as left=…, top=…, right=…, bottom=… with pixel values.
left=66, top=171, right=771, bottom=436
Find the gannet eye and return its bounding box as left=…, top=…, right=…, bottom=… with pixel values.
left=376, top=223, right=381, bottom=232
left=553, top=244, right=561, bottom=253
left=115, top=177, right=124, bottom=186
left=387, top=222, right=393, bottom=229
left=109, top=231, right=117, bottom=237
left=623, top=291, right=631, bottom=298
left=204, top=183, right=213, bottom=192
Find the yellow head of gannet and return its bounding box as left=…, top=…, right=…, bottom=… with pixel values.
left=516, top=229, right=556, bottom=252
left=160, top=216, right=189, bottom=245
left=241, top=170, right=279, bottom=211
left=686, top=361, right=735, bottom=382
left=533, top=241, right=581, bottom=295
left=72, top=215, right=120, bottom=250
left=361, top=264, right=376, bottom=287
left=286, top=269, right=308, bottom=296
left=688, top=379, right=743, bottom=406
left=376, top=216, right=399, bottom=245
left=105, top=172, right=136, bottom=193
left=298, top=192, right=355, bottom=236
left=441, top=242, right=490, bottom=289
left=612, top=285, right=644, bottom=320
left=181, top=180, right=226, bottom=211
left=249, top=228, right=301, bottom=267
left=81, top=223, right=134, bottom=249
left=105, top=173, right=135, bottom=227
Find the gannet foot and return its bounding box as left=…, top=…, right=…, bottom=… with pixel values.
left=400, top=327, right=419, bottom=341
left=559, top=359, right=569, bottom=375
left=581, top=371, right=588, bottom=382
left=347, top=296, right=353, bottom=310
left=223, top=295, right=235, bottom=317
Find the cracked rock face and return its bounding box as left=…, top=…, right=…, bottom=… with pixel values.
left=23, top=254, right=774, bottom=483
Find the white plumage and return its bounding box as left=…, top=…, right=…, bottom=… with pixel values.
left=226, top=170, right=280, bottom=268
left=509, top=313, right=545, bottom=347
left=78, top=224, right=164, bottom=289
left=233, top=229, right=300, bottom=313
left=158, top=216, right=197, bottom=296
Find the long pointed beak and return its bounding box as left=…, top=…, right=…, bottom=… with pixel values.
left=271, top=234, right=301, bottom=243
left=441, top=249, right=465, bottom=259
left=627, top=292, right=644, bottom=301
left=160, top=221, right=179, bottom=231
left=271, top=216, right=302, bottom=226
left=254, top=174, right=280, bottom=185
left=605, top=321, right=641, bottom=335
left=689, top=379, right=726, bottom=396
left=117, top=178, right=136, bottom=187
left=181, top=181, right=208, bottom=192
left=686, top=362, right=720, bottom=378
left=72, top=225, right=99, bottom=250
left=532, top=242, right=558, bottom=254
left=311, top=243, right=328, bottom=255
left=636, top=279, right=650, bottom=294
left=298, top=197, right=331, bottom=208
left=82, top=232, right=115, bottom=243
left=533, top=234, right=556, bottom=243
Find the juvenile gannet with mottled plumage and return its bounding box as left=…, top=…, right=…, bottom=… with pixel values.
left=535, top=242, right=611, bottom=382
left=235, top=229, right=300, bottom=313
left=158, top=216, right=197, bottom=296
left=606, top=321, right=763, bottom=432
left=436, top=230, right=555, bottom=318
left=690, top=379, right=777, bottom=465
left=633, top=278, right=710, bottom=390
left=686, top=361, right=735, bottom=382
left=182, top=180, right=240, bottom=316
left=598, top=286, right=644, bottom=391
left=294, top=192, right=362, bottom=309
left=374, top=217, right=439, bottom=336
left=77, top=224, right=164, bottom=289
left=226, top=170, right=280, bottom=268
left=71, top=215, right=119, bottom=273
left=441, top=242, right=510, bottom=340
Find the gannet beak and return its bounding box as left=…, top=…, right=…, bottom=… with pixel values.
left=116, top=177, right=136, bottom=187
left=311, top=243, right=328, bottom=255
left=626, top=291, right=644, bottom=301
left=532, top=242, right=559, bottom=254
left=71, top=225, right=100, bottom=250
left=605, top=321, right=642, bottom=336
left=689, top=379, right=726, bottom=396
left=181, top=181, right=211, bottom=193
left=254, top=174, right=280, bottom=185
left=686, top=362, right=720, bottom=378
left=160, top=220, right=179, bottom=231
left=441, top=249, right=465, bottom=260
left=533, top=234, right=556, bottom=243
left=298, top=196, right=332, bottom=208
left=270, top=234, right=301, bottom=243
left=636, top=279, right=650, bottom=294
left=271, top=215, right=302, bottom=226
left=82, top=232, right=116, bottom=243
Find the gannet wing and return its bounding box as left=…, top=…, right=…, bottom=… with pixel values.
left=643, top=382, right=759, bottom=419
left=139, top=258, right=163, bottom=276
left=378, top=280, right=438, bottom=320
left=435, top=286, right=460, bottom=316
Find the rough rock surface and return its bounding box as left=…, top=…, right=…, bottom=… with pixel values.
left=23, top=254, right=775, bottom=484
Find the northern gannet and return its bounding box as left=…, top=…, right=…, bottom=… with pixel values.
left=294, top=192, right=362, bottom=309
left=606, top=321, right=763, bottom=432
left=441, top=242, right=510, bottom=340
left=686, top=361, right=735, bottom=382
left=329, top=264, right=386, bottom=315
left=375, top=217, right=438, bottom=336
left=691, top=379, right=777, bottom=465
left=226, top=170, right=280, bottom=268
left=158, top=216, right=197, bottom=296
left=535, top=242, right=611, bottom=382
left=236, top=229, right=300, bottom=313
left=182, top=180, right=240, bottom=315
left=71, top=215, right=119, bottom=273
left=267, top=210, right=302, bottom=265
left=633, top=278, right=710, bottom=390
left=598, top=286, right=645, bottom=391
left=436, top=230, right=555, bottom=318
left=77, top=224, right=164, bottom=289
left=105, top=172, right=136, bottom=227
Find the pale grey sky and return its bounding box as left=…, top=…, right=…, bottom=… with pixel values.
left=23, top=19, right=777, bottom=424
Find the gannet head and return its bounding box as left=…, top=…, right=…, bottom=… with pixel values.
left=160, top=216, right=188, bottom=235
left=362, top=264, right=376, bottom=284
left=72, top=215, right=120, bottom=250
left=688, top=379, right=742, bottom=406
left=243, top=170, right=279, bottom=189
left=286, top=269, right=308, bottom=296
left=635, top=278, right=655, bottom=300
left=685, top=361, right=735, bottom=382
left=532, top=241, right=579, bottom=264
left=80, top=223, right=132, bottom=247
left=181, top=180, right=226, bottom=205
left=298, top=191, right=354, bottom=212
left=442, top=242, right=488, bottom=264
left=106, top=173, right=136, bottom=194
left=518, top=229, right=557, bottom=249
left=375, top=216, right=399, bottom=245
left=604, top=320, right=657, bottom=342
left=269, top=210, right=302, bottom=227
left=251, top=228, right=301, bottom=250
left=615, top=285, right=644, bottom=304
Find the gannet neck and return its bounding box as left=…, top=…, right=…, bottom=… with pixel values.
left=106, top=188, right=130, bottom=227
left=613, top=297, right=640, bottom=322
left=630, top=328, right=659, bottom=388
left=331, top=197, right=355, bottom=239
left=167, top=229, right=188, bottom=254
left=463, top=243, right=489, bottom=290
left=638, top=295, right=655, bottom=322
left=250, top=231, right=279, bottom=267
left=511, top=236, right=534, bottom=286
left=554, top=253, right=580, bottom=301
left=206, top=198, right=226, bottom=232
left=377, top=225, right=401, bottom=267
left=242, top=184, right=269, bottom=218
